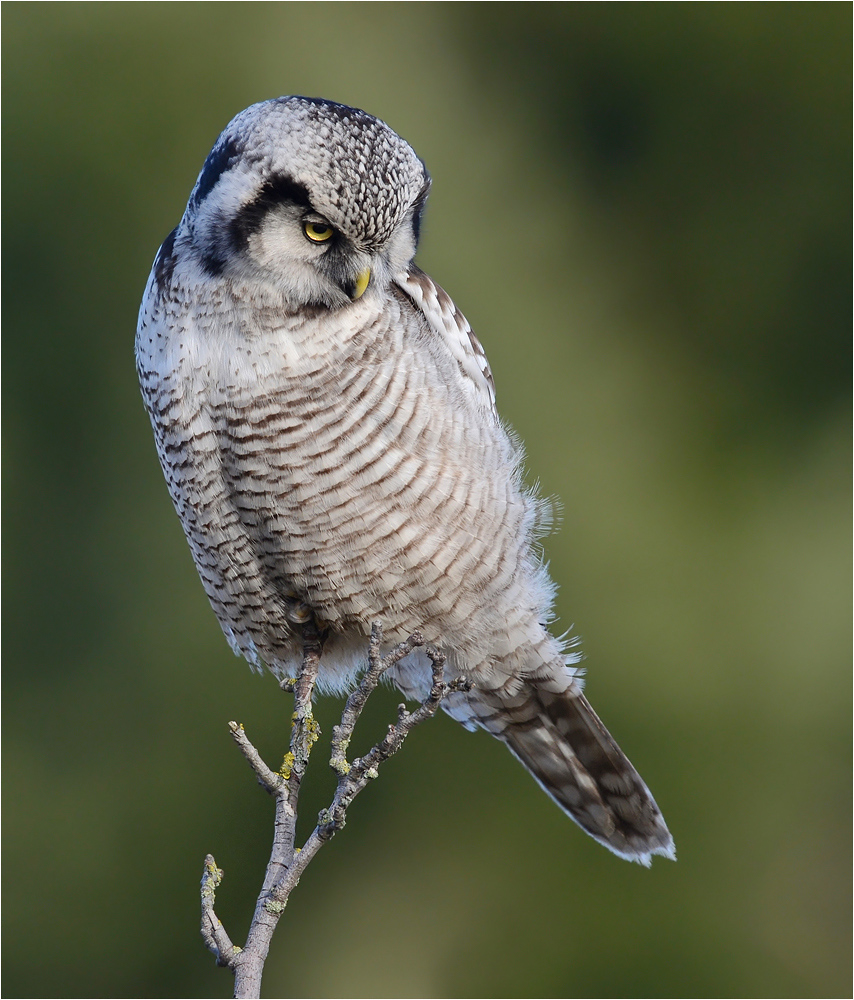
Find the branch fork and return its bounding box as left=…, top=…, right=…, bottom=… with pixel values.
left=199, top=622, right=463, bottom=998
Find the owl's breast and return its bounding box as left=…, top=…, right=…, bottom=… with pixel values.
left=139, top=287, right=532, bottom=670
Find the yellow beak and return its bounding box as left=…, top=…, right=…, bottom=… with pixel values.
left=351, top=267, right=371, bottom=300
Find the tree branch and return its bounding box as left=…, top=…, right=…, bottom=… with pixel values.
left=198, top=621, right=463, bottom=999
left=200, top=854, right=241, bottom=968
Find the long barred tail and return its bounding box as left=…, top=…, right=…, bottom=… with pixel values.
left=465, top=683, right=675, bottom=866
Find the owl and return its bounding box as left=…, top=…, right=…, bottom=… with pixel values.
left=136, top=96, right=674, bottom=865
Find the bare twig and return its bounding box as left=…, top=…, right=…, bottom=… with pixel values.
left=227, top=723, right=282, bottom=793
left=199, top=621, right=463, bottom=999
left=328, top=623, right=426, bottom=776
left=200, top=854, right=241, bottom=968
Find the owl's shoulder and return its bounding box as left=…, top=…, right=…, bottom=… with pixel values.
left=393, top=265, right=497, bottom=419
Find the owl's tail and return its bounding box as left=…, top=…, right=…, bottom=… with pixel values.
left=456, top=682, right=675, bottom=866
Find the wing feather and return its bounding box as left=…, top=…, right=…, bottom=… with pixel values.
left=394, top=265, right=498, bottom=418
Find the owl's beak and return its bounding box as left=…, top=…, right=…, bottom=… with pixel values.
left=350, top=267, right=371, bottom=300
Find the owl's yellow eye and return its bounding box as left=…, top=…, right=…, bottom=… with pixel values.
left=303, top=221, right=334, bottom=243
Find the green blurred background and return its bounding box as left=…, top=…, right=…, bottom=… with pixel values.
left=4, top=3, right=850, bottom=997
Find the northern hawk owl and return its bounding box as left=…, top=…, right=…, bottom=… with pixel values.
left=136, top=96, right=674, bottom=865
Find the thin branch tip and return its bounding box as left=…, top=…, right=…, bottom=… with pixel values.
left=201, top=854, right=223, bottom=896
left=200, top=854, right=240, bottom=970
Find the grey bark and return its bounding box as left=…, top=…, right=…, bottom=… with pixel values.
left=198, top=622, right=463, bottom=999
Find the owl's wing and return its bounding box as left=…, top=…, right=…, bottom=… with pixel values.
left=394, top=265, right=498, bottom=418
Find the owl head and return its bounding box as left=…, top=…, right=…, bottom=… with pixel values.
left=169, top=96, right=431, bottom=309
